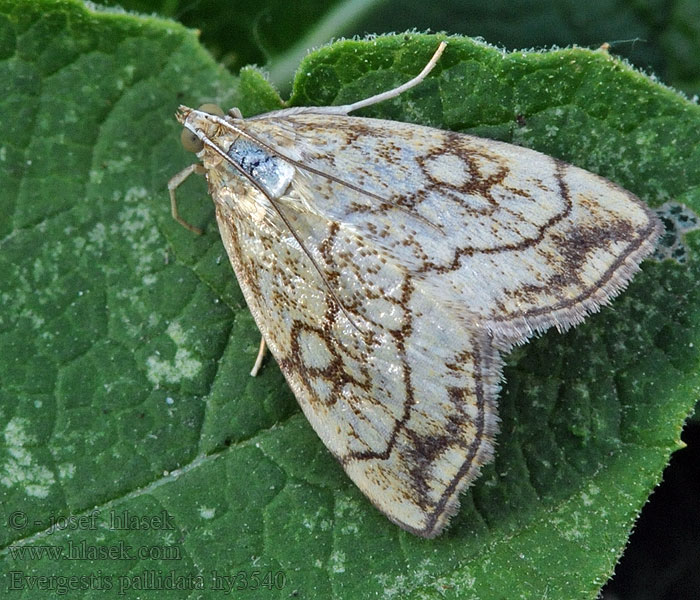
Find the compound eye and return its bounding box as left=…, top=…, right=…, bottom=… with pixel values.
left=180, top=128, right=204, bottom=153
left=180, top=104, right=225, bottom=152
left=197, top=103, right=225, bottom=116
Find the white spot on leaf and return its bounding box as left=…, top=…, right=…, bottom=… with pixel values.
left=146, top=322, right=202, bottom=385
left=0, top=418, right=55, bottom=498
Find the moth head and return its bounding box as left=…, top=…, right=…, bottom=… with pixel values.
left=178, top=103, right=225, bottom=154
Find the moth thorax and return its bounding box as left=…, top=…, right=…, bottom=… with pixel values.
left=226, top=137, right=295, bottom=199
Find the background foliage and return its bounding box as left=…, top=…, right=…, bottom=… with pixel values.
left=1, top=0, right=699, bottom=598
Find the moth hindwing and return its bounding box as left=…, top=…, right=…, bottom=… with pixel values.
left=168, top=42, right=661, bottom=538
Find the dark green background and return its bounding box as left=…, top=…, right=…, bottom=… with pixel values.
left=101, top=0, right=700, bottom=99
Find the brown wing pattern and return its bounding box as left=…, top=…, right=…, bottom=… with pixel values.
left=180, top=106, right=660, bottom=536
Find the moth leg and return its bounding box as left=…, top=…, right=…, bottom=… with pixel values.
left=250, top=337, right=267, bottom=377
left=168, top=163, right=206, bottom=234
left=340, top=41, right=447, bottom=114
left=284, top=41, right=447, bottom=117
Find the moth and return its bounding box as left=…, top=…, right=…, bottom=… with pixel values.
left=168, top=42, right=661, bottom=538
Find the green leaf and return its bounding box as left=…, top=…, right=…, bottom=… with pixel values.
left=1, top=1, right=699, bottom=599
left=91, top=0, right=700, bottom=97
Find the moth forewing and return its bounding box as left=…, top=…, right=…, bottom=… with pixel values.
left=168, top=43, right=661, bottom=538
